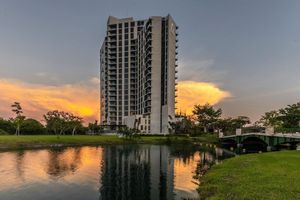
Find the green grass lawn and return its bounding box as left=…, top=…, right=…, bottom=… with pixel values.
left=193, top=133, right=219, bottom=144
left=199, top=151, right=300, bottom=200
left=0, top=135, right=194, bottom=150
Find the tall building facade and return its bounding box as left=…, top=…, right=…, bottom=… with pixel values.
left=100, top=15, right=178, bottom=134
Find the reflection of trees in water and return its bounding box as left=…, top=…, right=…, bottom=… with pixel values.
left=46, top=147, right=82, bottom=179
left=99, top=145, right=173, bottom=200
left=15, top=151, right=26, bottom=180
left=196, top=151, right=215, bottom=178
left=168, top=144, right=201, bottom=164
left=193, top=147, right=235, bottom=183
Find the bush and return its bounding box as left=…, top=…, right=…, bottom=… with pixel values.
left=0, top=129, right=8, bottom=135
left=0, top=119, right=14, bottom=134
left=117, top=127, right=140, bottom=139
left=20, top=119, right=46, bottom=135
left=275, top=127, right=300, bottom=133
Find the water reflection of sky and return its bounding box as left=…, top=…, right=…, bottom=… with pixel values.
left=173, top=152, right=200, bottom=199
left=0, top=145, right=230, bottom=200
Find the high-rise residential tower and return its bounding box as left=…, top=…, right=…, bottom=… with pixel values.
left=100, top=15, right=178, bottom=134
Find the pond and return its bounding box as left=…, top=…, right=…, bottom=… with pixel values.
left=0, top=144, right=234, bottom=200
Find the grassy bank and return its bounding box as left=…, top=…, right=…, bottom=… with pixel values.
left=192, top=133, right=219, bottom=144
left=199, top=151, right=300, bottom=200
left=0, top=135, right=196, bottom=151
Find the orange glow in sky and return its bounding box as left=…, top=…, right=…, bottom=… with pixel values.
left=176, top=81, right=231, bottom=115
left=0, top=79, right=230, bottom=122
left=0, top=78, right=99, bottom=122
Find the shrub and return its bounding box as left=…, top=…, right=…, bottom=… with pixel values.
left=0, top=129, right=9, bottom=135
left=117, top=127, right=140, bottom=139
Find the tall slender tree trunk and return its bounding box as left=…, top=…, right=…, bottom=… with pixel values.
left=15, top=124, right=20, bottom=136
left=72, top=127, right=76, bottom=136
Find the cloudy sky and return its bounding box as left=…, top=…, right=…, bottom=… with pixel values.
left=0, top=0, right=300, bottom=123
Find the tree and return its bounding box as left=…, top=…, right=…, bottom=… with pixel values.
left=258, top=110, right=281, bottom=128
left=67, top=114, right=83, bottom=136
left=278, top=102, right=300, bottom=128
left=44, top=111, right=83, bottom=135
left=232, top=116, right=251, bottom=128
left=44, top=110, right=65, bottom=135
left=0, top=118, right=15, bottom=134
left=192, top=103, right=222, bottom=133
left=11, top=102, right=25, bottom=135
left=21, top=118, right=45, bottom=135
left=171, top=115, right=194, bottom=135
left=216, top=116, right=251, bottom=135
left=88, top=120, right=103, bottom=135
left=258, top=102, right=300, bottom=133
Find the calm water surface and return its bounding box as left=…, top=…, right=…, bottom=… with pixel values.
left=0, top=145, right=233, bottom=200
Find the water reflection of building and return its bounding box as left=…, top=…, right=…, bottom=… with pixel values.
left=100, top=145, right=174, bottom=200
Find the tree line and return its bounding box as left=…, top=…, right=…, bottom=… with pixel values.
left=172, top=102, right=300, bottom=135
left=0, top=102, right=103, bottom=135
left=1, top=101, right=299, bottom=136
left=257, top=102, right=300, bottom=133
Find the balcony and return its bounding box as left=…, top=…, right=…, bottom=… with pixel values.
left=109, top=97, right=117, bottom=102
left=109, top=107, right=117, bottom=112
left=108, top=87, right=117, bottom=91
left=109, top=81, right=117, bottom=86
left=108, top=50, right=117, bottom=55
left=109, top=92, right=117, bottom=97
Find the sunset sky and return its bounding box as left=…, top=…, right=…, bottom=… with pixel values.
left=1, top=0, right=300, bottom=123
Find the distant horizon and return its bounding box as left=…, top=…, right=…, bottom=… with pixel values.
left=1, top=0, right=300, bottom=123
